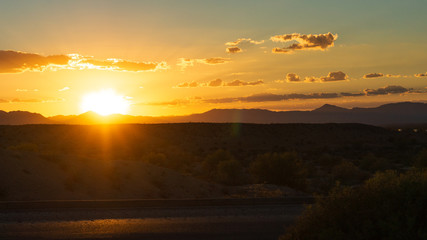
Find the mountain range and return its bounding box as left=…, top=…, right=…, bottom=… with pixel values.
left=1, top=102, right=426, bottom=126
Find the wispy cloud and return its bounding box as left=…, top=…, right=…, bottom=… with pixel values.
left=271, top=32, right=337, bottom=54
left=225, top=38, right=264, bottom=46
left=177, top=57, right=231, bottom=70
left=16, top=89, right=39, bottom=92
left=58, top=87, right=70, bottom=92
left=175, top=79, right=264, bottom=88
left=225, top=38, right=264, bottom=54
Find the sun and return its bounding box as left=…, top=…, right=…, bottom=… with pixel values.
left=81, top=89, right=130, bottom=116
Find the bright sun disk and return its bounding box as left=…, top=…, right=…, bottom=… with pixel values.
left=81, top=89, right=130, bottom=116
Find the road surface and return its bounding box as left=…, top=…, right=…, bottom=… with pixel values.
left=0, top=198, right=312, bottom=240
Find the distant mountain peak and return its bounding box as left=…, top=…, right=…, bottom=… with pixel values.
left=312, top=104, right=349, bottom=112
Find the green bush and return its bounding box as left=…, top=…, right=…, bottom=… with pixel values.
left=280, top=170, right=427, bottom=240
left=250, top=152, right=307, bottom=189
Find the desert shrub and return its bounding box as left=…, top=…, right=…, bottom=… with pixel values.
left=331, top=161, right=369, bottom=185
left=359, top=153, right=391, bottom=172
left=202, top=149, right=234, bottom=177
left=250, top=152, right=307, bottom=189
left=7, top=142, right=39, bottom=153
left=315, top=153, right=342, bottom=167
left=413, top=148, right=427, bottom=169
left=216, top=158, right=246, bottom=185
left=201, top=149, right=246, bottom=185
left=281, top=170, right=427, bottom=240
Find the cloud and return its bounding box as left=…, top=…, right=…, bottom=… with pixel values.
left=0, top=50, right=70, bottom=73
left=226, top=46, right=242, bottom=54
left=224, top=79, right=264, bottom=86
left=272, top=48, right=291, bottom=54
left=177, top=57, right=231, bottom=70
left=225, top=38, right=264, bottom=46
left=204, top=92, right=341, bottom=103
left=176, top=79, right=264, bottom=88
left=71, top=55, right=168, bottom=72
left=304, top=71, right=348, bottom=83
left=208, top=79, right=223, bottom=87
left=415, top=73, right=427, bottom=77
left=286, top=73, right=301, bottom=82
left=0, top=50, right=168, bottom=73
left=176, top=82, right=200, bottom=88
left=16, top=89, right=39, bottom=92
left=10, top=98, right=42, bottom=103
left=364, top=73, right=384, bottom=78
left=364, top=85, right=409, bottom=96
left=0, top=98, right=64, bottom=103
left=340, top=92, right=365, bottom=97
left=271, top=32, right=337, bottom=53
left=203, top=57, right=231, bottom=65
left=58, top=87, right=70, bottom=92
left=320, top=71, right=348, bottom=82
left=225, top=38, right=264, bottom=53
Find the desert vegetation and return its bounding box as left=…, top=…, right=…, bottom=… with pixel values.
left=0, top=123, right=426, bottom=200
left=280, top=170, right=427, bottom=240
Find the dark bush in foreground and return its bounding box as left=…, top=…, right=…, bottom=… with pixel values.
left=281, top=170, right=427, bottom=240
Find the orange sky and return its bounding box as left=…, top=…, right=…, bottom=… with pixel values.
left=0, top=0, right=426, bottom=117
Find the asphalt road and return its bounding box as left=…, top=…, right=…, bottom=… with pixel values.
left=0, top=198, right=311, bottom=240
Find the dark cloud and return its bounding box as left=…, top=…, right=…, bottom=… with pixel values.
left=286, top=73, right=301, bottom=82
left=415, top=73, right=427, bottom=77
left=272, top=48, right=291, bottom=54
left=363, top=73, right=384, bottom=78
left=204, top=92, right=342, bottom=104
left=271, top=32, right=337, bottom=53
left=320, top=71, right=348, bottom=82
left=208, top=79, right=223, bottom=87
left=225, top=79, right=264, bottom=86
left=340, top=92, right=365, bottom=97
left=303, top=71, right=348, bottom=82
left=364, top=85, right=409, bottom=96
left=0, top=50, right=70, bottom=73
left=226, top=46, right=242, bottom=54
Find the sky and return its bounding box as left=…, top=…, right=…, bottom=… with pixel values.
left=0, top=0, right=426, bottom=117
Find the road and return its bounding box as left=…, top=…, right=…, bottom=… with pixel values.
left=0, top=198, right=312, bottom=240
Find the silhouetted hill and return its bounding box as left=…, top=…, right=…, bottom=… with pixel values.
left=1, top=102, right=426, bottom=125
left=0, top=110, right=53, bottom=125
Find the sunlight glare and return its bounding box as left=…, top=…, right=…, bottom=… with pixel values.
left=81, top=89, right=130, bottom=116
